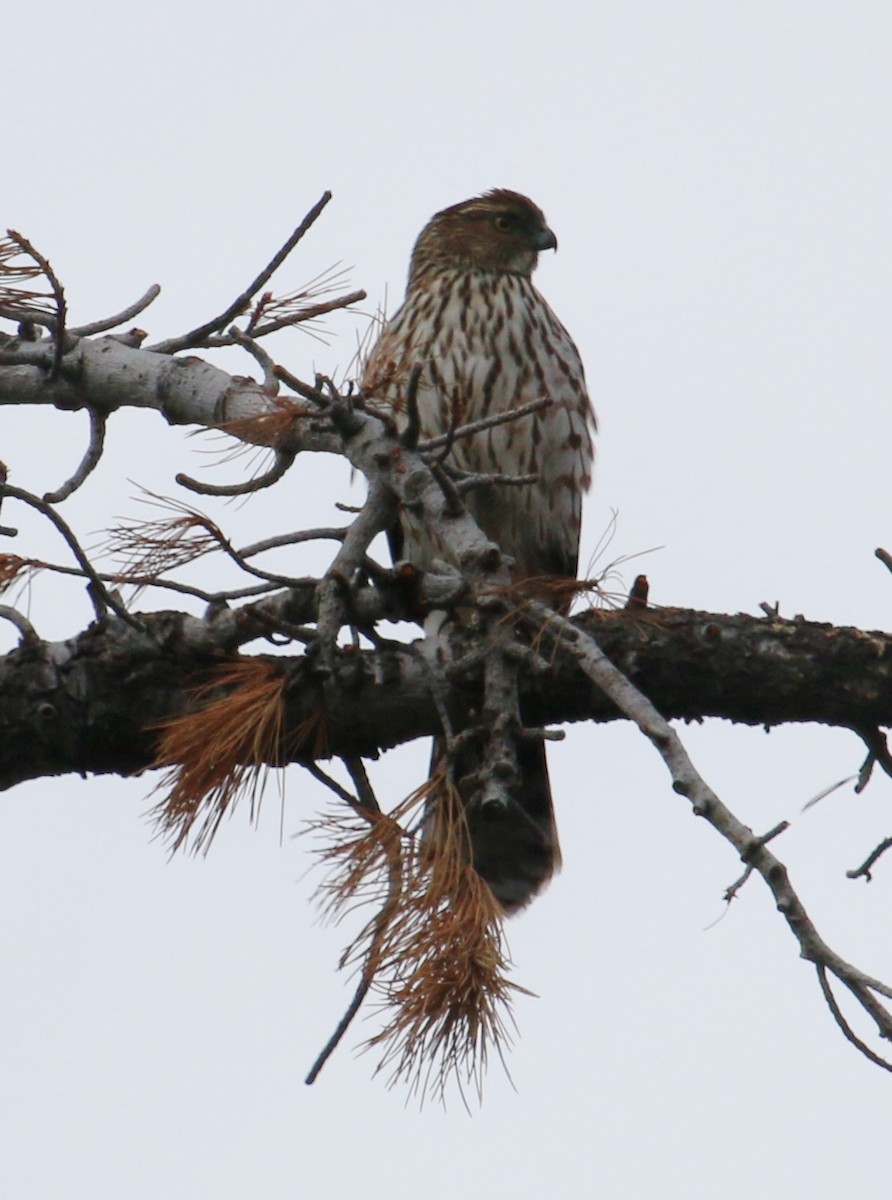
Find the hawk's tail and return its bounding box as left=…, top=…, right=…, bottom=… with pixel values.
left=428, top=738, right=561, bottom=914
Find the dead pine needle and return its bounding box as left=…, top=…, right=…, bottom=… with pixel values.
left=150, top=658, right=287, bottom=853
left=306, top=772, right=527, bottom=1104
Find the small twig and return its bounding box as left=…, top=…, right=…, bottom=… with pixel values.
left=800, top=775, right=858, bottom=813
left=399, top=365, right=423, bottom=449
left=240, top=607, right=316, bottom=646
left=7, top=230, right=67, bottom=377
left=0, top=304, right=56, bottom=331
left=816, top=965, right=892, bottom=1073
left=315, top=479, right=396, bottom=649
left=237, top=527, right=347, bottom=559
left=239, top=289, right=367, bottom=341
left=273, top=364, right=330, bottom=408
left=0, top=484, right=140, bottom=627
left=429, top=461, right=464, bottom=518
left=227, top=326, right=279, bottom=391
left=417, top=397, right=553, bottom=453
left=303, top=762, right=357, bottom=806
left=320, top=376, right=364, bottom=439
left=847, top=837, right=892, bottom=883
left=522, top=726, right=566, bottom=743
left=857, top=753, right=876, bottom=794
left=124, top=508, right=316, bottom=591
left=0, top=604, right=38, bottom=643
left=176, top=448, right=295, bottom=497
left=305, top=974, right=375, bottom=1086
left=211, top=538, right=317, bottom=590
left=0, top=462, right=15, bottom=536
left=625, top=574, right=650, bottom=611
left=875, top=547, right=892, bottom=576
left=148, top=192, right=333, bottom=355
left=453, top=470, right=538, bottom=495
left=723, top=864, right=754, bottom=904
left=305, top=771, right=403, bottom=1087
left=34, top=557, right=279, bottom=603
left=43, top=408, right=107, bottom=503
left=722, top=821, right=789, bottom=902
left=68, top=284, right=161, bottom=336
left=407, top=643, right=457, bottom=748
left=853, top=725, right=892, bottom=792
left=343, top=757, right=382, bottom=815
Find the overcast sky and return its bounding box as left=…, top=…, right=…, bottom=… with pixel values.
left=4, top=2, right=892, bottom=1196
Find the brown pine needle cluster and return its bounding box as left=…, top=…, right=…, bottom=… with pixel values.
left=102, top=497, right=223, bottom=583
left=309, top=797, right=406, bottom=932
left=245, top=263, right=356, bottom=341
left=0, top=236, right=45, bottom=280
left=151, top=659, right=288, bottom=853
left=0, top=554, right=32, bottom=592
left=0, top=234, right=55, bottom=318
left=312, top=773, right=526, bottom=1105
left=499, top=572, right=608, bottom=613
left=219, top=396, right=315, bottom=450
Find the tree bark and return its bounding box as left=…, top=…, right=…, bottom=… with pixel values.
left=1, top=603, right=886, bottom=791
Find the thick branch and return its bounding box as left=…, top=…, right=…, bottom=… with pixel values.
left=1, top=603, right=890, bottom=791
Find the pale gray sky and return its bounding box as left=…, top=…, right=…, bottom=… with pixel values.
left=4, top=2, right=892, bottom=1196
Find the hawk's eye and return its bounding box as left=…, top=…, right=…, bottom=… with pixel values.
left=493, top=213, right=516, bottom=232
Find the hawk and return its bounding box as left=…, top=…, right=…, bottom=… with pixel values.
left=362, top=189, right=596, bottom=912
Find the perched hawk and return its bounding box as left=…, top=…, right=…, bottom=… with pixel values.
left=363, top=189, right=596, bottom=912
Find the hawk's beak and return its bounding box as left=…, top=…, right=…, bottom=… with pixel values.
left=534, top=225, right=558, bottom=252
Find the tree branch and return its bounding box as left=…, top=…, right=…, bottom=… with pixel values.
left=147, top=193, right=334, bottom=355
left=523, top=599, right=892, bottom=1070
left=1, top=602, right=890, bottom=792
left=3, top=232, right=892, bottom=1091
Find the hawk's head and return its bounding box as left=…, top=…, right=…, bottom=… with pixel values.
left=408, top=189, right=557, bottom=286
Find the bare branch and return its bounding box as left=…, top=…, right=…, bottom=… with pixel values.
left=722, top=821, right=789, bottom=902
left=227, top=325, right=279, bottom=390
left=69, top=284, right=161, bottom=336
left=0, top=604, right=38, bottom=644
left=304, top=775, right=401, bottom=1087
left=399, top=365, right=423, bottom=449
left=853, top=725, right=892, bottom=793
left=315, top=478, right=397, bottom=648
left=176, top=448, right=295, bottom=497
left=847, top=837, right=892, bottom=883
left=454, top=470, right=538, bottom=495
left=343, top=757, right=382, bottom=815
left=3, top=217, right=892, bottom=1097
left=239, top=289, right=367, bottom=341
left=418, top=397, right=553, bottom=452
left=35, top=543, right=291, bottom=603
left=305, top=973, right=374, bottom=1086
left=43, top=407, right=107, bottom=502
left=237, top=527, right=347, bottom=559
left=148, top=193, right=333, bottom=355
left=522, top=599, right=892, bottom=1072
left=105, top=493, right=317, bottom=592
left=800, top=775, right=857, bottom=813
left=302, top=762, right=358, bottom=807
left=0, top=461, right=15, bottom=537
left=272, top=363, right=330, bottom=408
left=0, top=304, right=56, bottom=332
left=816, top=967, right=892, bottom=1073
left=0, top=483, right=139, bottom=627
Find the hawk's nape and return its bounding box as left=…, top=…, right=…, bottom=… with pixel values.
left=363, top=189, right=596, bottom=912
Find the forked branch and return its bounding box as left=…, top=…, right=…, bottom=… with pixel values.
left=523, top=598, right=892, bottom=1070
